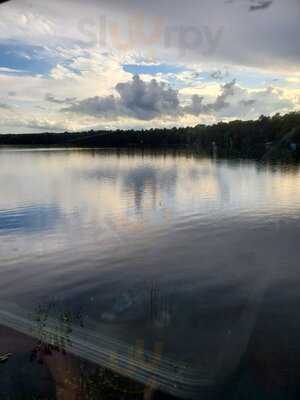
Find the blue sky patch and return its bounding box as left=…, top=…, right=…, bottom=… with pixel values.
left=200, top=69, right=282, bottom=88
left=0, top=41, right=55, bottom=75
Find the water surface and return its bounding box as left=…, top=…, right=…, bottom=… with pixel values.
left=1, top=148, right=300, bottom=395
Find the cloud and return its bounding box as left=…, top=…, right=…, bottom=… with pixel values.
left=226, top=0, right=274, bottom=12
left=62, top=74, right=296, bottom=123
left=1, top=0, right=298, bottom=71
left=183, top=95, right=205, bottom=116
left=63, top=74, right=275, bottom=121
left=217, top=85, right=294, bottom=119
left=183, top=79, right=237, bottom=115
left=0, top=102, right=11, bottom=109
left=210, top=70, right=228, bottom=81
left=65, top=95, right=118, bottom=117
left=24, top=119, right=66, bottom=131
left=0, top=1, right=299, bottom=132
left=239, top=99, right=256, bottom=107
left=0, top=67, right=25, bottom=74
left=116, top=74, right=180, bottom=119
left=249, top=0, right=274, bottom=12
left=209, top=79, right=236, bottom=111
left=64, top=74, right=180, bottom=120
left=45, top=93, right=77, bottom=104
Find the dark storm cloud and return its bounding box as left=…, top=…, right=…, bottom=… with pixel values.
left=115, top=75, right=180, bottom=119
left=64, top=75, right=180, bottom=120
left=64, top=75, right=238, bottom=119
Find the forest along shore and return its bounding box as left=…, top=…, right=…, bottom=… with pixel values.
left=1, top=112, right=300, bottom=159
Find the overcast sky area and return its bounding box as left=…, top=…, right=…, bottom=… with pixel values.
left=0, top=0, right=299, bottom=133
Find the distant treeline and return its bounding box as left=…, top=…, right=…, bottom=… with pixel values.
left=1, top=112, right=300, bottom=158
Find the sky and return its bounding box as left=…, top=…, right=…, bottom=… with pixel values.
left=0, top=0, right=299, bottom=133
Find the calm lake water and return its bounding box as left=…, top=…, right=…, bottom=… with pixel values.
left=1, top=148, right=300, bottom=397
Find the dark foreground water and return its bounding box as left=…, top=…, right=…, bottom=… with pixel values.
left=1, top=148, right=300, bottom=399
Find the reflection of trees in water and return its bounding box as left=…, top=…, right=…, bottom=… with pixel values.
left=122, top=167, right=177, bottom=214
left=120, top=158, right=242, bottom=215
left=125, top=167, right=157, bottom=213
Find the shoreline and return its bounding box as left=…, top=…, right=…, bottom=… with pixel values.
left=0, top=112, right=299, bottom=160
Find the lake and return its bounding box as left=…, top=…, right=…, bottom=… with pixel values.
left=1, top=148, right=300, bottom=398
